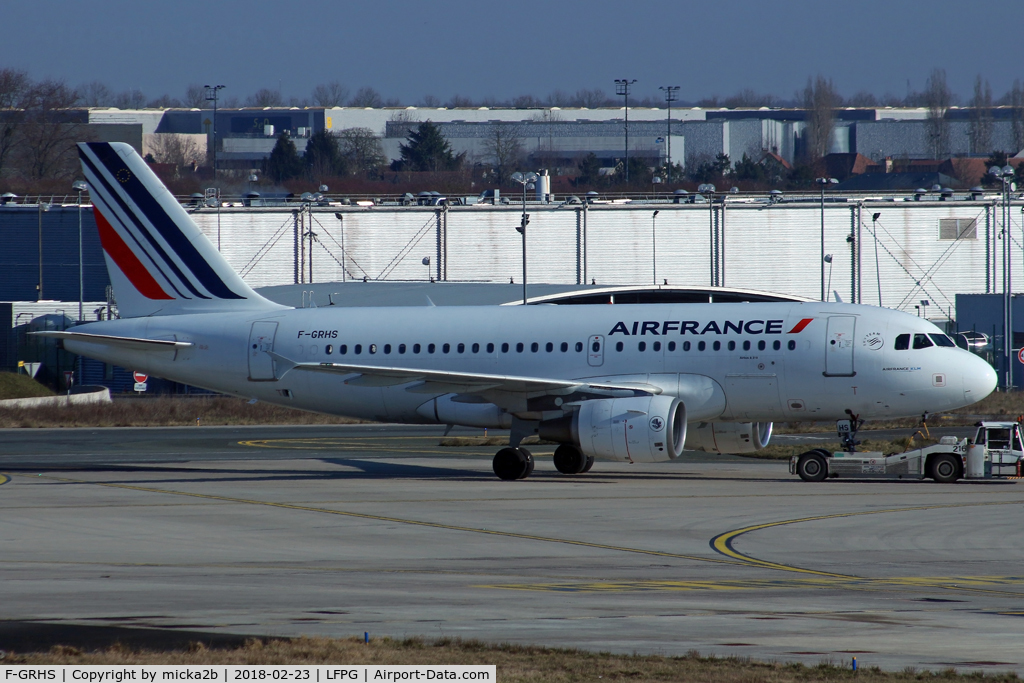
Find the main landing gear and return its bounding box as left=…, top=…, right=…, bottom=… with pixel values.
left=492, top=444, right=594, bottom=480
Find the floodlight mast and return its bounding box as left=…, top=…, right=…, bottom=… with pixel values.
left=615, top=79, right=637, bottom=182
left=511, top=171, right=539, bottom=305
left=204, top=85, right=226, bottom=178
left=659, top=86, right=679, bottom=184
left=991, top=165, right=1017, bottom=389
left=816, top=177, right=838, bottom=301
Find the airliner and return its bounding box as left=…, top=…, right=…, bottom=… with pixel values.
left=37, top=142, right=998, bottom=480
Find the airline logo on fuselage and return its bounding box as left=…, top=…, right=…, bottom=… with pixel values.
left=608, top=318, right=814, bottom=336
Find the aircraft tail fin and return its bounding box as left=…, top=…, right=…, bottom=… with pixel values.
left=77, top=142, right=285, bottom=318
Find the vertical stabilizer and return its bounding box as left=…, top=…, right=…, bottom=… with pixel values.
left=78, top=142, right=285, bottom=318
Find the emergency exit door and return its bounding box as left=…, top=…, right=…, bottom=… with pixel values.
left=824, top=316, right=856, bottom=377
left=248, top=321, right=279, bottom=381
left=588, top=335, right=605, bottom=367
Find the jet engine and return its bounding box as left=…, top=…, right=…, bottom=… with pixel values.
left=684, top=421, right=773, bottom=454
left=539, top=395, right=687, bottom=463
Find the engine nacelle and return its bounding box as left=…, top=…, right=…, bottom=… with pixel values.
left=539, top=395, right=687, bottom=463
left=685, top=421, right=773, bottom=454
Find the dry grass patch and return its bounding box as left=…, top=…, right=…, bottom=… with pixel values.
left=0, top=396, right=365, bottom=428
left=0, top=372, right=55, bottom=400
left=4, top=636, right=1019, bottom=682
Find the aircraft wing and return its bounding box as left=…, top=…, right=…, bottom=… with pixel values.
left=29, top=331, right=194, bottom=351
left=269, top=352, right=656, bottom=397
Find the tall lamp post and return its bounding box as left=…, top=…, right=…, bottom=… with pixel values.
left=991, top=164, right=1017, bottom=389
left=614, top=79, right=636, bottom=182
left=511, top=171, right=538, bottom=305
left=816, top=177, right=838, bottom=301
left=652, top=210, right=660, bottom=285
left=658, top=86, right=679, bottom=184
left=72, top=180, right=88, bottom=321
left=204, top=84, right=226, bottom=178
left=698, top=184, right=716, bottom=285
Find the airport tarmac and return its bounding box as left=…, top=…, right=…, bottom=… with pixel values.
left=2, top=424, right=1024, bottom=673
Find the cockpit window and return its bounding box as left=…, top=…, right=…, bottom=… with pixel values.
left=894, top=334, right=910, bottom=350
left=912, top=334, right=934, bottom=349
left=929, top=333, right=956, bottom=347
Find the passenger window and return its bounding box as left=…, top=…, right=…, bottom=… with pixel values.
left=325, top=344, right=333, bottom=355
left=758, top=340, right=766, bottom=351
left=471, top=343, right=479, bottom=353
left=501, top=343, right=509, bottom=353
left=576, top=342, right=584, bottom=352
left=413, top=343, right=421, bottom=354
left=340, top=344, right=348, bottom=355
left=383, top=344, right=391, bottom=354
left=913, top=334, right=933, bottom=349
left=653, top=341, right=661, bottom=351
left=929, top=333, right=956, bottom=348
left=894, top=334, right=910, bottom=350
left=546, top=342, right=553, bottom=352
left=683, top=341, right=691, bottom=351
left=456, top=343, right=464, bottom=353
left=712, top=341, right=721, bottom=351
left=516, top=342, right=524, bottom=352
left=616, top=341, right=624, bottom=352
left=560, top=342, right=568, bottom=352
left=531, top=342, right=539, bottom=352
left=638, top=341, right=647, bottom=352
left=591, top=340, right=599, bottom=352
left=370, top=344, right=378, bottom=354
left=727, top=340, right=735, bottom=351
left=698, top=341, right=706, bottom=351
left=399, top=344, right=406, bottom=354
left=743, top=340, right=751, bottom=351
left=773, top=340, right=781, bottom=351
left=668, top=341, right=676, bottom=351
left=788, top=340, right=796, bottom=350
left=428, top=343, right=435, bottom=353
left=442, top=343, right=450, bottom=353
left=486, top=343, right=494, bottom=353
left=354, top=344, right=362, bottom=354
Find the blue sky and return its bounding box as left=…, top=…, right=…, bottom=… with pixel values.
left=3, top=0, right=1021, bottom=105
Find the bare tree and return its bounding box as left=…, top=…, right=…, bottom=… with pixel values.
left=481, top=123, right=524, bottom=184
left=288, top=96, right=310, bottom=107
left=801, top=75, right=839, bottom=161
left=572, top=89, right=609, bottom=108
left=338, top=127, right=386, bottom=175
left=17, top=79, right=88, bottom=180
left=0, top=68, right=30, bottom=177
left=924, top=68, right=952, bottom=159
left=311, top=81, right=349, bottom=107
left=419, top=94, right=441, bottom=108
left=512, top=94, right=542, bottom=108
left=446, top=94, right=474, bottom=108
left=76, top=81, right=113, bottom=107
left=546, top=90, right=571, bottom=107
left=147, top=94, right=182, bottom=108
left=350, top=87, right=383, bottom=108
left=113, top=88, right=146, bottom=109
left=846, top=91, right=878, bottom=108
left=183, top=83, right=206, bottom=108
left=723, top=89, right=778, bottom=108
left=969, top=75, right=993, bottom=156
left=148, top=134, right=204, bottom=168
left=246, top=88, right=284, bottom=107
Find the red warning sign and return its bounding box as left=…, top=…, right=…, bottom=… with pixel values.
left=133, top=371, right=148, bottom=383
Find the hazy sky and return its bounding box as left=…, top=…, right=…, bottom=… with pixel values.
left=3, top=0, right=1021, bottom=105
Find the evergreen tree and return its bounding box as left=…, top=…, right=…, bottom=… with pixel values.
left=264, top=133, right=302, bottom=182
left=303, top=129, right=345, bottom=179
left=395, top=121, right=464, bottom=172
left=575, top=152, right=602, bottom=186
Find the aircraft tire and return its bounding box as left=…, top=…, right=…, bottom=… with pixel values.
left=796, top=452, right=828, bottom=482
left=930, top=453, right=960, bottom=483
left=553, top=444, right=587, bottom=474
left=582, top=455, right=595, bottom=473
left=493, top=447, right=528, bottom=480
left=519, top=448, right=535, bottom=479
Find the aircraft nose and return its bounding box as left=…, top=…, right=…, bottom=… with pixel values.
left=962, top=354, right=997, bottom=405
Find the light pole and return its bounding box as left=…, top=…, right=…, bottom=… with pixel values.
left=816, top=177, right=838, bottom=301
left=823, top=254, right=833, bottom=301
left=72, top=180, right=88, bottom=321
left=698, top=184, right=716, bottom=285
left=652, top=210, right=660, bottom=285
left=511, top=171, right=538, bottom=305
left=614, top=79, right=636, bottom=182
left=204, top=84, right=225, bottom=178
left=872, top=212, right=883, bottom=306
left=659, top=86, right=679, bottom=184
left=991, top=164, right=1016, bottom=389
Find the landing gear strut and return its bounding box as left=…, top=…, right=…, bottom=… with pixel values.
left=493, top=447, right=534, bottom=480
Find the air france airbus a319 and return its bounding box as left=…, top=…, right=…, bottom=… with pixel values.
left=40, top=142, right=997, bottom=480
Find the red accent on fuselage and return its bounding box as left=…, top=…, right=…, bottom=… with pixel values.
left=787, top=318, right=814, bottom=334
left=93, top=208, right=173, bottom=300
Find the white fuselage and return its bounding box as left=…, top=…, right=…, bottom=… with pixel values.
left=64, top=300, right=996, bottom=425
